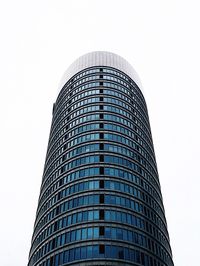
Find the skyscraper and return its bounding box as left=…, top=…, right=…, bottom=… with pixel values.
left=28, top=51, right=174, bottom=266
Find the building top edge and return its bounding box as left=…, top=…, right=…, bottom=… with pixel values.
left=58, top=51, right=144, bottom=93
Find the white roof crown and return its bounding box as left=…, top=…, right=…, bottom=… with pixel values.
left=59, top=51, right=143, bottom=92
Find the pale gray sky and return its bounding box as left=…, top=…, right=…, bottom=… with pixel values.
left=0, top=1, right=199, bottom=265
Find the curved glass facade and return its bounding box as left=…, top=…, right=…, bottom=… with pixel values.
left=28, top=53, right=174, bottom=266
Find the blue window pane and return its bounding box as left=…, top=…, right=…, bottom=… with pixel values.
left=76, top=229, right=81, bottom=240
left=75, top=247, right=80, bottom=260
left=136, top=250, right=140, bottom=263
left=64, top=250, right=69, bottom=263
left=117, top=228, right=123, bottom=240
left=81, top=247, right=87, bottom=259
left=125, top=248, right=130, bottom=260
left=71, top=230, right=75, bottom=241
left=94, top=227, right=99, bottom=238
left=116, top=196, right=120, bottom=205
left=72, top=213, right=76, bottom=223
left=105, top=210, right=110, bottom=220
left=93, top=245, right=99, bottom=258
left=61, top=234, right=65, bottom=245
left=67, top=215, right=71, bottom=226
left=111, top=195, right=116, bottom=204
left=121, top=197, right=125, bottom=206
left=83, top=211, right=87, bottom=221
left=94, top=210, right=99, bottom=220
left=57, top=236, right=61, bottom=246
left=87, top=246, right=93, bottom=258
left=84, top=196, right=88, bottom=205
left=105, top=245, right=111, bottom=258
left=105, top=181, right=109, bottom=189
left=89, top=181, right=94, bottom=189
left=66, top=232, right=70, bottom=243
left=87, top=228, right=92, bottom=238
left=55, top=254, right=59, bottom=266
left=77, top=212, right=82, bottom=222
left=82, top=228, right=87, bottom=239
left=128, top=231, right=132, bottom=242
left=105, top=195, right=109, bottom=204
left=127, top=214, right=131, bottom=224
left=93, top=195, right=99, bottom=204
left=59, top=252, right=63, bottom=264
left=69, top=249, right=74, bottom=262
left=105, top=227, right=111, bottom=238
left=116, top=211, right=121, bottom=222
left=122, top=212, right=126, bottom=223
left=94, top=181, right=99, bottom=189
left=63, top=217, right=67, bottom=227
left=111, top=228, right=117, bottom=239
left=88, top=211, right=93, bottom=221
left=123, top=229, right=128, bottom=241
left=111, top=246, right=117, bottom=258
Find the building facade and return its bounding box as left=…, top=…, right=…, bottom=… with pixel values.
left=28, top=52, right=174, bottom=266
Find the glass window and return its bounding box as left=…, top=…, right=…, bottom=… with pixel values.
left=69, top=249, right=74, bottom=262
left=67, top=215, right=71, bottom=225
left=77, top=212, right=82, bottom=222
left=72, top=213, right=76, bottom=224
left=94, top=210, right=99, bottom=220
left=71, top=230, right=76, bottom=241
left=66, top=232, right=70, bottom=243
left=105, top=245, right=111, bottom=258
left=82, top=228, right=87, bottom=240
left=81, top=246, right=86, bottom=259
left=55, top=254, right=59, bottom=266
left=105, top=210, right=110, bottom=220
left=117, top=228, right=123, bottom=240
left=61, top=234, right=65, bottom=245
left=87, top=228, right=93, bottom=239
left=88, top=211, right=93, bottom=221
left=93, top=245, right=99, bottom=258
left=63, top=251, right=69, bottom=263
left=111, top=228, right=117, bottom=239
left=111, top=246, right=117, bottom=258
left=94, top=227, right=99, bottom=238
left=75, top=247, right=80, bottom=260
left=87, top=246, right=93, bottom=258
left=76, top=229, right=81, bottom=240
left=105, top=227, right=111, bottom=238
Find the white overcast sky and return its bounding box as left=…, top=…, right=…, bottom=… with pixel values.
left=0, top=1, right=199, bottom=265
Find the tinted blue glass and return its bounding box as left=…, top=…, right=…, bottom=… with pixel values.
left=94, top=227, right=99, bottom=238
left=94, top=210, right=99, bottom=220
left=75, top=247, right=80, bottom=260
left=81, top=247, right=86, bottom=259
left=76, top=229, right=81, bottom=240
left=87, top=246, right=92, bottom=258
left=69, top=248, right=74, bottom=262
left=83, top=211, right=87, bottom=221
left=77, top=212, right=82, bottom=222
left=82, top=228, right=87, bottom=240
left=55, top=254, right=59, bottom=266
left=93, top=245, right=99, bottom=258
left=105, top=227, right=111, bottom=238
left=87, top=228, right=92, bottom=238
left=66, top=232, right=70, bottom=243
left=88, top=211, right=93, bottom=220
left=111, top=246, right=117, bottom=258
left=28, top=66, right=173, bottom=266
left=105, top=245, right=111, bottom=258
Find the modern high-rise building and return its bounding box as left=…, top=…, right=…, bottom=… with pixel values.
left=28, top=51, right=174, bottom=266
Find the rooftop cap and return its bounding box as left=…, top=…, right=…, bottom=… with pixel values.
left=59, top=51, right=143, bottom=92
